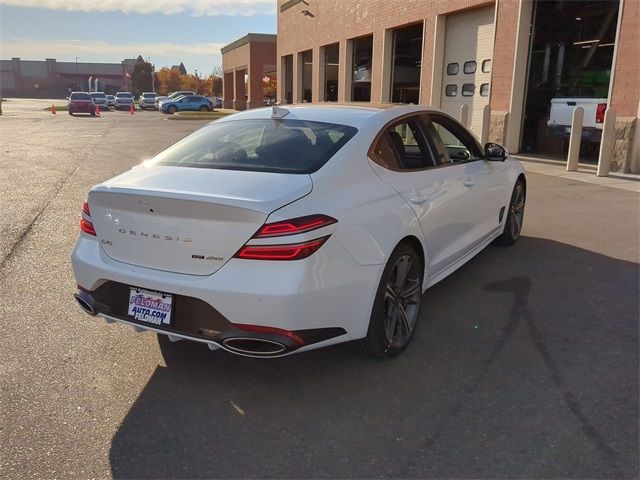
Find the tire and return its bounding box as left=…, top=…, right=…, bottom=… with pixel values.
left=68, top=111, right=73, bottom=116
left=199, top=105, right=210, bottom=112
left=168, top=105, right=177, bottom=114
left=495, top=178, right=526, bottom=246
left=91, top=111, right=96, bottom=117
left=359, top=244, right=423, bottom=358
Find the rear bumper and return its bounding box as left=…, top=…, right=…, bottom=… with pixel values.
left=71, top=235, right=381, bottom=356
left=547, top=124, right=603, bottom=142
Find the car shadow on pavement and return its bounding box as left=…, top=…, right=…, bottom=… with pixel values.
left=109, top=236, right=639, bottom=479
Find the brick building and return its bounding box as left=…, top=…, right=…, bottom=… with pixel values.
left=0, top=57, right=144, bottom=97
left=276, top=0, right=639, bottom=172
left=221, top=33, right=277, bottom=110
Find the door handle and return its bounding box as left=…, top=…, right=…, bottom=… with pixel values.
left=463, top=178, right=475, bottom=187
left=409, top=195, right=428, bottom=205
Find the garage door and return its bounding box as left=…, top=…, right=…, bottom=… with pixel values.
left=440, top=6, right=495, bottom=139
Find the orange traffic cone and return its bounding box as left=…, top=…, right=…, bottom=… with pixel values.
left=130, top=104, right=135, bottom=115
left=95, top=105, right=101, bottom=116
left=51, top=104, right=56, bottom=114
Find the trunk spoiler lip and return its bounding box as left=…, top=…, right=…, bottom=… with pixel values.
left=89, top=180, right=312, bottom=216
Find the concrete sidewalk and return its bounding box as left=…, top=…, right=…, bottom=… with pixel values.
left=514, top=155, right=640, bottom=193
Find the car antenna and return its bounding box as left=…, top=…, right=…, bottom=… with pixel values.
left=271, top=105, right=289, bottom=119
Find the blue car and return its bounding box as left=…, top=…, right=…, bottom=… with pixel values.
left=160, top=95, right=213, bottom=114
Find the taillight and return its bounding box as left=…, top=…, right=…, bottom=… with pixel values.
left=253, top=214, right=337, bottom=238
left=80, top=199, right=96, bottom=236
left=236, top=214, right=337, bottom=261
left=235, top=236, right=329, bottom=261
left=596, top=103, right=606, bottom=123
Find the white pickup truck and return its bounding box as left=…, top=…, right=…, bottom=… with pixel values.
left=547, top=97, right=607, bottom=143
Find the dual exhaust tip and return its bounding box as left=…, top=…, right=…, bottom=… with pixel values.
left=74, top=291, right=97, bottom=316
left=74, top=290, right=290, bottom=356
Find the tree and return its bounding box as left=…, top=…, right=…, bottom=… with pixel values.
left=211, top=75, right=222, bottom=96
left=155, top=67, right=182, bottom=95
left=131, top=62, right=153, bottom=96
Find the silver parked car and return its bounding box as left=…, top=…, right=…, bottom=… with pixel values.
left=90, top=92, right=108, bottom=110
left=114, top=92, right=134, bottom=110
left=139, top=92, right=158, bottom=110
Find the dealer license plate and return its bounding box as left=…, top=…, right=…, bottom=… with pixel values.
left=127, top=287, right=173, bottom=326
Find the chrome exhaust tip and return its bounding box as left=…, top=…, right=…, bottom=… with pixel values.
left=74, top=291, right=97, bottom=316
left=222, top=337, right=287, bottom=356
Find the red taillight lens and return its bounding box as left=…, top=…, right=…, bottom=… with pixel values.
left=253, top=215, right=337, bottom=238
left=596, top=103, right=606, bottom=123
left=235, top=236, right=329, bottom=261
left=80, top=199, right=96, bottom=236
left=80, top=218, right=96, bottom=235
left=234, top=324, right=305, bottom=346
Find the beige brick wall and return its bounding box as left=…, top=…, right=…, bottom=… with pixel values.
left=277, top=0, right=500, bottom=106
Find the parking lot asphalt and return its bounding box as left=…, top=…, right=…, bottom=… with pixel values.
left=1, top=99, right=638, bottom=479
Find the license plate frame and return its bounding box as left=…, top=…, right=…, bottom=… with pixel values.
left=127, top=287, right=173, bottom=327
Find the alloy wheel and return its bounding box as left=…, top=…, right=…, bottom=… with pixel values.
left=383, top=255, right=421, bottom=347
left=509, top=183, right=525, bottom=239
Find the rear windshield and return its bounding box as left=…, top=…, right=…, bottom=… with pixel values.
left=153, top=119, right=358, bottom=174
left=142, top=93, right=157, bottom=98
left=70, top=92, right=91, bottom=100
left=90, top=93, right=106, bottom=98
left=116, top=93, right=132, bottom=98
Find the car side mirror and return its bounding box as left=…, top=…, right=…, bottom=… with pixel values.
left=484, top=142, right=507, bottom=162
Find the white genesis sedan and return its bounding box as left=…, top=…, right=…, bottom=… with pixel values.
left=72, top=105, right=526, bottom=358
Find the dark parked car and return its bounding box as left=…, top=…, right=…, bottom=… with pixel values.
left=68, top=92, right=97, bottom=116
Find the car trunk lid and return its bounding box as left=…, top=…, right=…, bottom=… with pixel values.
left=88, top=166, right=312, bottom=275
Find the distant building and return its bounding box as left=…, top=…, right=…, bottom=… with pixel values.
left=171, top=62, right=187, bottom=75
left=0, top=56, right=146, bottom=97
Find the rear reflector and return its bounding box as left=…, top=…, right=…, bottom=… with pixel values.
left=596, top=103, right=606, bottom=124
left=234, top=323, right=305, bottom=346
left=235, top=236, right=329, bottom=261
left=254, top=215, right=337, bottom=238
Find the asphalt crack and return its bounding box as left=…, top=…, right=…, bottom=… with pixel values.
left=0, top=164, right=81, bottom=274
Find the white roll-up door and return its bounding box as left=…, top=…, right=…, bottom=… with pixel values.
left=440, top=6, right=495, bottom=139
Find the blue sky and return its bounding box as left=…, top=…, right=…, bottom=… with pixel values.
left=0, top=1, right=277, bottom=76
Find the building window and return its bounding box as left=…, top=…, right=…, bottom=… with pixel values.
left=352, top=35, right=373, bottom=102
left=480, top=83, right=490, bottom=96
left=390, top=22, right=423, bottom=104
left=283, top=55, right=293, bottom=104
left=463, top=61, right=476, bottom=74
left=481, top=59, right=491, bottom=73
left=447, top=63, right=459, bottom=75
left=323, top=43, right=339, bottom=102
left=301, top=50, right=313, bottom=102
left=445, top=84, right=457, bottom=96
left=462, top=83, right=475, bottom=96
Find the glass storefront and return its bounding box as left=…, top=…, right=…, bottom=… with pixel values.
left=284, top=54, right=293, bottom=104
left=301, top=50, right=313, bottom=102
left=323, top=43, right=339, bottom=101
left=390, top=23, right=423, bottom=104
left=521, top=0, right=619, bottom=161
left=352, top=35, right=373, bottom=102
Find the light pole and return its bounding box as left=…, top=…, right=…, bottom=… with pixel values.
left=195, top=69, right=199, bottom=94
left=75, top=57, right=79, bottom=90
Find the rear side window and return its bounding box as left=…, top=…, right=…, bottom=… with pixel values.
left=153, top=119, right=357, bottom=174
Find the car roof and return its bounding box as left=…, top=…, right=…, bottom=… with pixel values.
left=215, top=104, right=444, bottom=127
